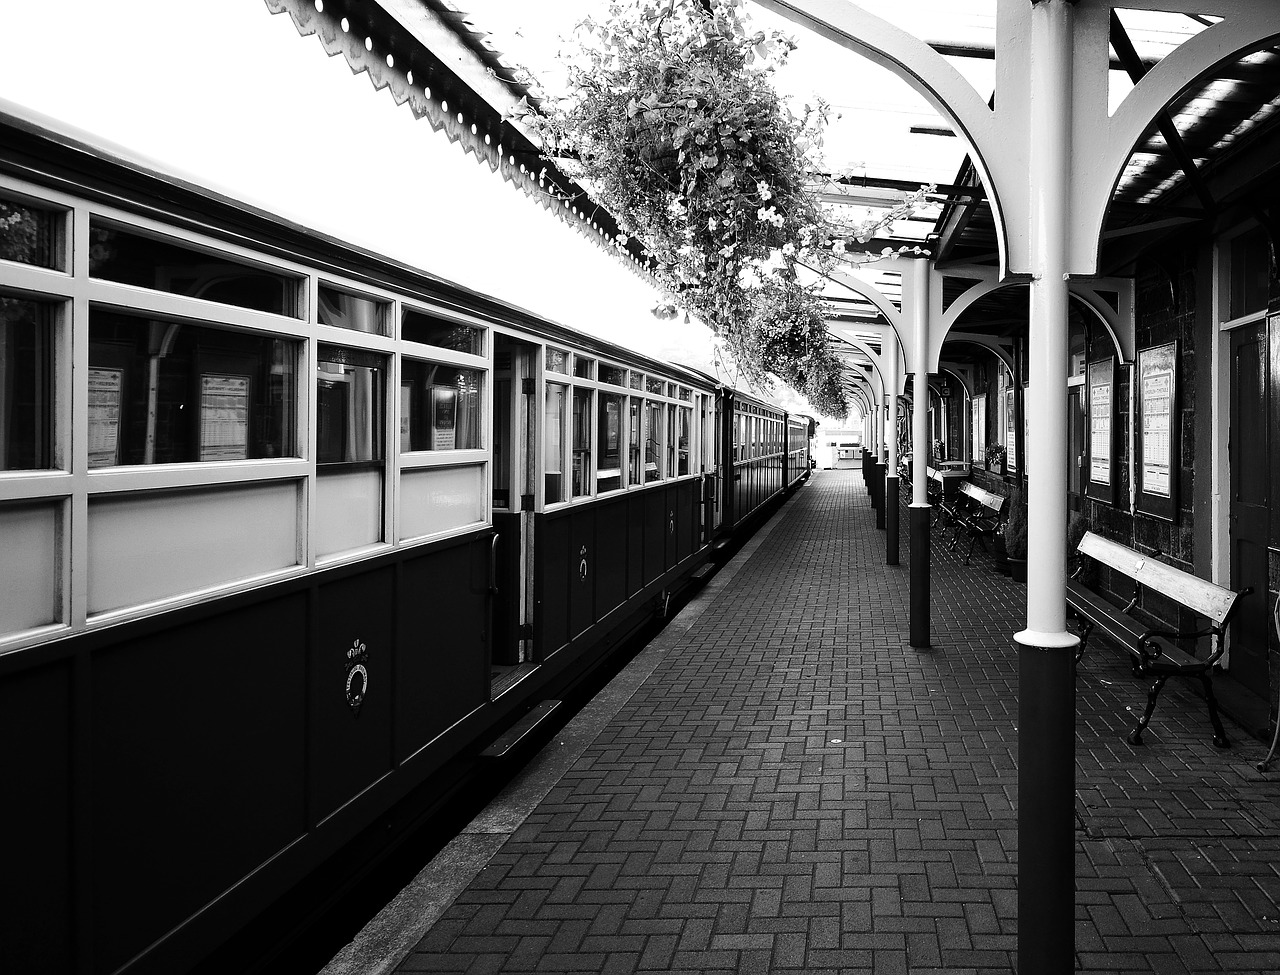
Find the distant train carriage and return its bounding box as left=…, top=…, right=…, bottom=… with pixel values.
left=0, top=108, right=811, bottom=974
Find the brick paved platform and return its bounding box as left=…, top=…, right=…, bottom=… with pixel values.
left=358, top=469, right=1280, bottom=974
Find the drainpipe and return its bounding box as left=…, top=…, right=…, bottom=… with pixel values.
left=886, top=333, right=900, bottom=564
left=908, top=258, right=931, bottom=647
left=1017, top=2, right=1079, bottom=973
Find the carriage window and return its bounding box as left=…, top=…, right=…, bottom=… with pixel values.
left=573, top=356, right=595, bottom=380
left=600, top=364, right=626, bottom=387
left=572, top=387, right=591, bottom=497
left=0, top=195, right=63, bottom=270
left=400, top=360, right=481, bottom=451
left=597, top=393, right=623, bottom=493
left=645, top=399, right=662, bottom=481
left=0, top=296, right=53, bottom=470
left=677, top=386, right=691, bottom=402
left=646, top=376, right=665, bottom=396
left=677, top=406, right=691, bottom=475
left=89, top=222, right=300, bottom=317
left=401, top=309, right=483, bottom=355
left=545, top=382, right=568, bottom=504
left=318, top=284, right=389, bottom=336
left=629, top=371, right=644, bottom=390
left=628, top=397, right=642, bottom=485
left=316, top=346, right=384, bottom=465
left=87, top=309, right=298, bottom=468
left=666, top=404, right=677, bottom=476
left=546, top=348, right=569, bottom=375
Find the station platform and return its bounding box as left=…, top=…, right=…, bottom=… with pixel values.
left=324, top=469, right=1280, bottom=975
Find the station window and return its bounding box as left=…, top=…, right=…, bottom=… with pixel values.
left=571, top=387, right=591, bottom=496
left=645, top=399, right=662, bottom=481
left=573, top=356, right=594, bottom=380
left=545, top=382, right=567, bottom=503
left=546, top=348, right=569, bottom=375
left=0, top=296, right=53, bottom=470
left=89, top=222, right=299, bottom=317
left=400, top=360, right=481, bottom=452
left=597, top=392, right=623, bottom=493
left=0, top=194, right=63, bottom=270
left=316, top=345, right=384, bottom=465
left=318, top=284, right=389, bottom=336
left=401, top=308, right=483, bottom=355
left=600, top=364, right=626, bottom=387
left=628, top=397, right=642, bottom=485
left=87, top=309, right=298, bottom=468
left=1229, top=225, right=1270, bottom=320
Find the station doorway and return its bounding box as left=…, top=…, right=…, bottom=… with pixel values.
left=1228, top=319, right=1271, bottom=717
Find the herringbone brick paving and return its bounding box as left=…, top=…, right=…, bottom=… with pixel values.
left=396, top=469, right=1280, bottom=974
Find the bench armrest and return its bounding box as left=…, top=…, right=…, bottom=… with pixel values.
left=1137, top=626, right=1221, bottom=665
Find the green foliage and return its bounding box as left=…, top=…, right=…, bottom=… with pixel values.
left=1003, top=486, right=1028, bottom=561
left=1065, top=509, right=1089, bottom=554
left=526, top=0, right=929, bottom=420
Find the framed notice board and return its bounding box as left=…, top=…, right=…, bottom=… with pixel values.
left=1085, top=356, right=1117, bottom=504
left=1136, top=341, right=1178, bottom=521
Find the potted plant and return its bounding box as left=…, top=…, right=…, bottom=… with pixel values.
left=1065, top=508, right=1090, bottom=581
left=1004, top=487, right=1028, bottom=583
left=985, top=443, right=1006, bottom=474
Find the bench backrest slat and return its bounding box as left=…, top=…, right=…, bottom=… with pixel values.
left=1076, top=531, right=1239, bottom=625
left=958, top=480, right=1005, bottom=513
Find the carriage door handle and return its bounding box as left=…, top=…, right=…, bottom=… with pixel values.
left=489, top=533, right=500, bottom=594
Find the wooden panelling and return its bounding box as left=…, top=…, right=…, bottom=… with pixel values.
left=310, top=570, right=395, bottom=824
left=90, top=594, right=308, bottom=974
left=395, top=538, right=489, bottom=762
left=0, top=661, right=73, bottom=975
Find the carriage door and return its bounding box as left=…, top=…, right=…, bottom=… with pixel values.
left=490, top=334, right=538, bottom=693
left=1228, top=321, right=1270, bottom=707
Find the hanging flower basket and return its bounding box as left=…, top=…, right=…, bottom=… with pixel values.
left=525, top=0, right=929, bottom=419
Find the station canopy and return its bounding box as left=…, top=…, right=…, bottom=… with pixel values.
left=391, top=1, right=1280, bottom=371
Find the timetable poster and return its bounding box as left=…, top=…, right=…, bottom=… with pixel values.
left=431, top=387, right=457, bottom=450
left=1005, top=387, right=1016, bottom=471
left=88, top=367, right=123, bottom=468
left=1139, top=343, right=1176, bottom=498
left=199, top=373, right=250, bottom=461
left=971, top=396, right=985, bottom=460
left=1088, top=358, right=1112, bottom=485
left=400, top=383, right=412, bottom=452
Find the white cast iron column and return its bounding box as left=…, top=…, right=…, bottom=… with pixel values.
left=1017, top=2, right=1080, bottom=972
left=885, top=332, right=900, bottom=564
left=907, top=258, right=930, bottom=647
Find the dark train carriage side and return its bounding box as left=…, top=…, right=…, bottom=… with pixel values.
left=714, top=389, right=809, bottom=540
left=0, top=110, right=737, bottom=975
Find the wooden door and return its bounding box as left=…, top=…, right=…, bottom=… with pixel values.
left=1229, top=322, right=1270, bottom=702
left=1066, top=385, right=1085, bottom=512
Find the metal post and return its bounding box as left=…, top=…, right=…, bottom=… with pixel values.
left=1017, top=3, right=1080, bottom=973
left=886, top=335, right=900, bottom=565
left=907, top=258, right=931, bottom=648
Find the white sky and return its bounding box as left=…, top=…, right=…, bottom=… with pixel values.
left=0, top=1, right=736, bottom=373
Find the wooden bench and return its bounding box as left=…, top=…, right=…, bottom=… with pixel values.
left=1067, top=531, right=1250, bottom=748
left=926, top=467, right=958, bottom=530
left=946, top=481, right=1006, bottom=565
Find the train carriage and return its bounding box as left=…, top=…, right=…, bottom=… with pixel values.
left=0, top=107, right=813, bottom=974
